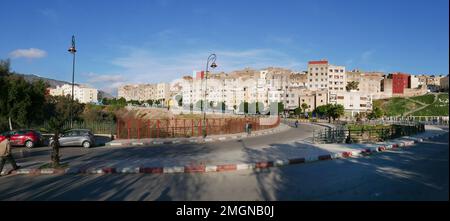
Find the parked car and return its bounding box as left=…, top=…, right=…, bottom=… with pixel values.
left=0, top=129, right=44, bottom=148
left=49, top=129, right=95, bottom=148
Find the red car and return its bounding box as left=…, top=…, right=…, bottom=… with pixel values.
left=0, top=130, right=43, bottom=148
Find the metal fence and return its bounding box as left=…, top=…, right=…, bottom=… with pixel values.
left=313, top=123, right=425, bottom=144
left=116, top=116, right=280, bottom=139
left=36, top=121, right=116, bottom=135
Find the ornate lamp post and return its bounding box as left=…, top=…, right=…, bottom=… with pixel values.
left=68, top=35, right=77, bottom=128
left=203, top=53, right=217, bottom=138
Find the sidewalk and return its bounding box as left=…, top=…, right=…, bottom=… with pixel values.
left=2, top=125, right=447, bottom=176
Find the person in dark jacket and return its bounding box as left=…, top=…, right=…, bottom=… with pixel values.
left=0, top=135, right=21, bottom=176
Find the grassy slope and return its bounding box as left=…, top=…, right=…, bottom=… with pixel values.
left=409, top=94, right=435, bottom=104
left=373, top=97, right=424, bottom=116
left=411, top=93, right=449, bottom=116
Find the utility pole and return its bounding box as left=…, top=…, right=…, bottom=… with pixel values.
left=68, top=35, right=77, bottom=128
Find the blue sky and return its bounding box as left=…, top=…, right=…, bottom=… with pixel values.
left=0, top=0, right=448, bottom=95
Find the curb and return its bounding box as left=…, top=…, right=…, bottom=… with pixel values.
left=8, top=132, right=446, bottom=176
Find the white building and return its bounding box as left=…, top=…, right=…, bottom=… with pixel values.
left=49, top=84, right=98, bottom=104
left=328, top=91, right=373, bottom=116
left=118, top=83, right=170, bottom=103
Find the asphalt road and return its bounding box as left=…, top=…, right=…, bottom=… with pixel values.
left=10, top=123, right=323, bottom=166
left=0, top=131, right=447, bottom=201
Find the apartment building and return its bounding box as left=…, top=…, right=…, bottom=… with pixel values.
left=49, top=84, right=98, bottom=104
left=346, top=70, right=384, bottom=99
left=307, top=60, right=346, bottom=92
left=328, top=91, right=373, bottom=116
left=296, top=88, right=328, bottom=112
left=179, top=69, right=300, bottom=112
left=118, top=83, right=170, bottom=102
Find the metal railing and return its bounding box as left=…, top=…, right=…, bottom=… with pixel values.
left=312, top=123, right=425, bottom=144
left=116, top=116, right=281, bottom=139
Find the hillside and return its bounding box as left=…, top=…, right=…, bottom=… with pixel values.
left=373, top=93, right=449, bottom=116
left=13, top=73, right=114, bottom=99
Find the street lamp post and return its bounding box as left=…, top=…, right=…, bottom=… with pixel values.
left=68, top=35, right=77, bottom=128
left=203, top=53, right=217, bottom=138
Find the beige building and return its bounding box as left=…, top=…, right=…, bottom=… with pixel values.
left=307, top=60, right=346, bottom=92
left=49, top=84, right=98, bottom=104
left=296, top=88, right=328, bottom=112
left=118, top=83, right=170, bottom=102
left=440, top=75, right=449, bottom=91
left=346, top=70, right=384, bottom=99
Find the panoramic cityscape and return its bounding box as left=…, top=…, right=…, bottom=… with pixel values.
left=0, top=0, right=448, bottom=214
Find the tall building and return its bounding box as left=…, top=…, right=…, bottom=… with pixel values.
left=49, top=84, right=98, bottom=104
left=391, top=72, right=410, bottom=94
left=307, top=60, right=346, bottom=92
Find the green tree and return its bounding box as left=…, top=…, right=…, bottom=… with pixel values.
left=277, top=102, right=284, bottom=114
left=195, top=100, right=204, bottom=110
left=294, top=107, right=302, bottom=116
left=301, top=103, right=309, bottom=113
left=367, top=107, right=384, bottom=120
left=346, top=81, right=359, bottom=91
left=175, top=95, right=182, bottom=107
left=0, top=59, right=10, bottom=77
left=314, top=104, right=330, bottom=119
left=0, top=63, right=48, bottom=130
left=314, top=104, right=344, bottom=123
left=329, top=104, right=345, bottom=122
left=216, top=101, right=226, bottom=113
left=239, top=102, right=249, bottom=113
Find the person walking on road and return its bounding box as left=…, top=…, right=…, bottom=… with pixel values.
left=0, top=135, right=21, bottom=176
left=294, top=120, right=299, bottom=128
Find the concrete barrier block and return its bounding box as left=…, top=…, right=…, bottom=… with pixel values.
left=163, top=166, right=184, bottom=173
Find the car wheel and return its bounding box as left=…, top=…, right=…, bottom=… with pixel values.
left=82, top=141, right=91, bottom=148
left=25, top=140, right=35, bottom=149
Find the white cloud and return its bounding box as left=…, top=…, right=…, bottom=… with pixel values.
left=9, top=48, right=47, bottom=59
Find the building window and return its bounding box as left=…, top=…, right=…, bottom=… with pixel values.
left=330, top=69, right=333, bottom=72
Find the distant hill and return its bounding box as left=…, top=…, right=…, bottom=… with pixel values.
left=15, top=73, right=71, bottom=88
left=13, top=73, right=114, bottom=99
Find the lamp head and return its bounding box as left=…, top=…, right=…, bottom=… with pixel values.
left=68, top=47, right=77, bottom=53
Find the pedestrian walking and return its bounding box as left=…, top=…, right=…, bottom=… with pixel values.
left=0, top=135, right=21, bottom=176
left=245, top=121, right=249, bottom=134
left=295, top=120, right=299, bottom=128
